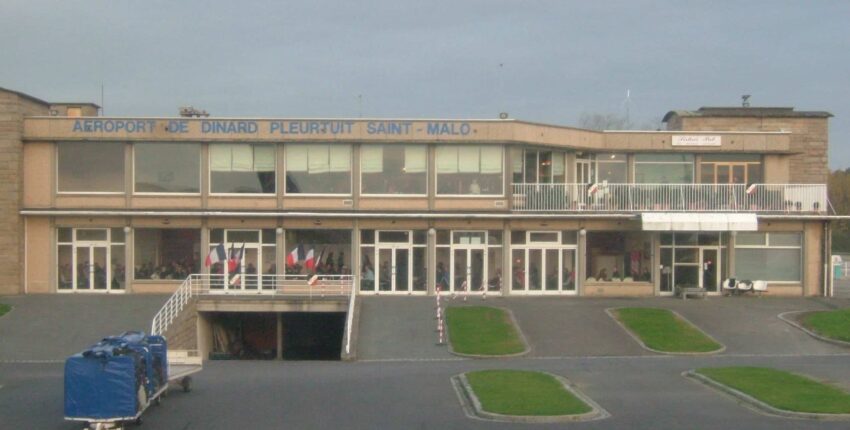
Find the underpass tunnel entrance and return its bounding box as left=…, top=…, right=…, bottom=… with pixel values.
left=203, top=311, right=346, bottom=361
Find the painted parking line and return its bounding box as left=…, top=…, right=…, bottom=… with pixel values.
left=359, top=351, right=850, bottom=364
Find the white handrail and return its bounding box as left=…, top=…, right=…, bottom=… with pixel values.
left=511, top=183, right=829, bottom=213
left=150, top=274, right=355, bottom=337
left=343, top=278, right=357, bottom=356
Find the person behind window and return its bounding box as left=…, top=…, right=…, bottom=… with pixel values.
left=596, top=268, right=608, bottom=282
left=469, top=178, right=481, bottom=194
left=436, top=262, right=450, bottom=291
left=611, top=267, right=621, bottom=281
left=488, top=268, right=502, bottom=291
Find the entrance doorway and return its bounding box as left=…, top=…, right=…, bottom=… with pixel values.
left=377, top=246, right=410, bottom=293
left=212, top=229, right=271, bottom=292
left=659, top=233, right=724, bottom=294
left=511, top=231, right=577, bottom=294
left=60, top=228, right=124, bottom=293
left=362, top=230, right=426, bottom=294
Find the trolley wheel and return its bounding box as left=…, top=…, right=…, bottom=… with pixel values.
left=181, top=376, right=192, bottom=393
left=154, top=395, right=162, bottom=406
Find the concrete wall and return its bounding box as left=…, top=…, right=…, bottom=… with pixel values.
left=0, top=90, right=48, bottom=294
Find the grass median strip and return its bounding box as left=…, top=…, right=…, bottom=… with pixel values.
left=801, top=308, right=850, bottom=342
left=446, top=306, right=525, bottom=356
left=466, top=370, right=592, bottom=416
left=696, top=367, right=850, bottom=414
left=0, top=304, right=10, bottom=318
left=613, top=307, right=722, bottom=353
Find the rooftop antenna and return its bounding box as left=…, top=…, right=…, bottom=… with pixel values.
left=742, top=94, right=751, bottom=107
left=621, top=89, right=633, bottom=126
left=498, top=62, right=504, bottom=118
left=100, top=83, right=104, bottom=115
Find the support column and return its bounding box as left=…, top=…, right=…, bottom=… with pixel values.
left=502, top=223, right=511, bottom=295
left=201, top=220, right=210, bottom=275
left=427, top=226, right=436, bottom=295
left=276, top=313, right=283, bottom=360
left=577, top=228, right=587, bottom=296
left=728, top=231, right=736, bottom=278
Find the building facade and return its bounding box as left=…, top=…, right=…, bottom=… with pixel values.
left=1, top=87, right=837, bottom=298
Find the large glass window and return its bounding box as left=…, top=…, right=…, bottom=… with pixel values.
left=436, top=145, right=503, bottom=195
left=734, top=232, right=802, bottom=282
left=361, top=145, right=427, bottom=195
left=511, top=148, right=567, bottom=184
left=285, top=230, right=352, bottom=275
left=634, top=154, right=694, bottom=184
left=210, top=143, right=276, bottom=194
left=57, top=142, right=125, bottom=193
left=435, top=230, right=503, bottom=294
left=57, top=227, right=125, bottom=292
left=360, top=230, right=427, bottom=293
left=134, top=143, right=201, bottom=193
left=285, top=144, right=351, bottom=194
left=133, top=229, right=200, bottom=280
left=596, top=153, right=627, bottom=183
left=699, top=154, right=762, bottom=185
left=586, top=232, right=652, bottom=282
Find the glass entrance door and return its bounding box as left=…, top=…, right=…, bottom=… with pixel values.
left=73, top=243, right=110, bottom=291
left=451, top=247, right=486, bottom=294
left=512, top=247, right=577, bottom=295
left=700, top=248, right=719, bottom=292
left=714, top=163, right=749, bottom=184
left=376, top=246, right=411, bottom=293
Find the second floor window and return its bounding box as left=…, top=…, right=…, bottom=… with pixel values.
left=57, top=141, right=125, bottom=193
left=596, top=153, right=627, bottom=183
left=436, top=145, right=503, bottom=195
left=134, top=143, right=201, bottom=193
left=634, top=154, right=694, bottom=184
left=361, top=145, right=427, bottom=195
left=210, top=143, right=276, bottom=194
left=285, top=144, right=351, bottom=195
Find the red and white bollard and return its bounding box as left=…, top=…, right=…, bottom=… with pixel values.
left=437, top=313, right=445, bottom=345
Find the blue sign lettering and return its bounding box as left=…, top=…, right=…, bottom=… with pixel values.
left=201, top=120, right=259, bottom=134
left=269, top=120, right=355, bottom=135
left=167, top=120, right=189, bottom=133
left=72, top=119, right=157, bottom=133
left=367, top=121, right=412, bottom=135
left=427, top=122, right=471, bottom=136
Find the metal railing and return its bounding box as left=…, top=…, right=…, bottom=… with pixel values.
left=342, top=278, right=357, bottom=357
left=151, top=273, right=355, bottom=336
left=511, top=183, right=829, bottom=213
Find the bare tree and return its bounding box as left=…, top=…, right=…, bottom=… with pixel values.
left=577, top=112, right=662, bottom=131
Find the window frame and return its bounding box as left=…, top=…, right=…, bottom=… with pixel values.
left=208, top=142, right=277, bottom=196
left=633, top=153, right=695, bottom=184
left=283, top=143, right=353, bottom=196
left=733, top=232, right=803, bottom=283
left=359, top=144, right=428, bottom=197
left=435, top=145, right=505, bottom=197
left=55, top=141, right=127, bottom=195
left=132, top=142, right=203, bottom=195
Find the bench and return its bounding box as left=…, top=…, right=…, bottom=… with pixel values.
left=677, top=285, right=707, bottom=300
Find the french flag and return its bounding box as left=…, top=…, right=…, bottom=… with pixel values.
left=304, top=248, right=316, bottom=270
left=228, top=243, right=245, bottom=273
left=286, top=244, right=304, bottom=268
left=204, top=243, right=227, bottom=267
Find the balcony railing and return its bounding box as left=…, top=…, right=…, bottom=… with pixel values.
left=511, top=183, right=829, bottom=213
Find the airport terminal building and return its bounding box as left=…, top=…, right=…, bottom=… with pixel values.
left=0, top=87, right=837, bottom=301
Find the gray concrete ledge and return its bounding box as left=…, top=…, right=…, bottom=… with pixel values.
left=451, top=372, right=610, bottom=423
left=605, top=307, right=726, bottom=355
left=445, top=306, right=531, bottom=358
left=778, top=310, right=850, bottom=348
left=684, top=370, right=850, bottom=421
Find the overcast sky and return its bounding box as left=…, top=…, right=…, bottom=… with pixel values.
left=3, top=1, right=849, bottom=168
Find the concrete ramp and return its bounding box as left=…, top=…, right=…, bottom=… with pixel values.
left=356, top=297, right=454, bottom=360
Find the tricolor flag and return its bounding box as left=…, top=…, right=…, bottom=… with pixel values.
left=228, top=243, right=245, bottom=272
left=204, top=243, right=227, bottom=267
left=304, top=248, right=316, bottom=270
left=286, top=244, right=304, bottom=268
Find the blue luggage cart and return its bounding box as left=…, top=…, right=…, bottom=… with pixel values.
left=64, top=332, right=201, bottom=429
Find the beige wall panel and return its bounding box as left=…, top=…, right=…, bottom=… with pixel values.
left=207, top=218, right=277, bottom=229
left=131, top=217, right=203, bottom=228
left=433, top=198, right=507, bottom=211
left=22, top=142, right=53, bottom=207
left=131, top=196, right=202, bottom=209
left=803, top=222, right=824, bottom=296
left=763, top=155, right=790, bottom=183
left=581, top=282, right=654, bottom=297
left=283, top=197, right=354, bottom=210
left=56, top=216, right=125, bottom=226
left=432, top=219, right=504, bottom=229
left=280, top=218, right=354, bottom=229
left=358, top=219, right=428, bottom=229
left=25, top=217, right=51, bottom=293
left=358, top=198, right=428, bottom=211
left=56, top=195, right=126, bottom=208
left=506, top=219, right=585, bottom=230
left=761, top=284, right=804, bottom=297
left=130, top=281, right=181, bottom=294
left=207, top=197, right=277, bottom=210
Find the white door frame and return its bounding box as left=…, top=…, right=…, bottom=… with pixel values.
left=214, top=229, right=267, bottom=293
left=511, top=231, right=578, bottom=295
left=450, top=245, right=488, bottom=294
left=375, top=245, right=413, bottom=294
left=65, top=228, right=119, bottom=293
left=699, top=247, right=721, bottom=294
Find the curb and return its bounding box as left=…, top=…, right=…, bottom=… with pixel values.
left=605, top=307, right=726, bottom=355
left=446, top=306, right=531, bottom=359
left=684, top=370, right=850, bottom=421
left=451, top=372, right=610, bottom=423
left=778, top=311, right=850, bottom=348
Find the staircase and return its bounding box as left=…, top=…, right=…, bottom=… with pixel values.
left=150, top=274, right=357, bottom=360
